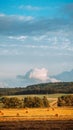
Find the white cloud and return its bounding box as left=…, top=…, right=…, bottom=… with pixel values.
left=18, top=16, right=34, bottom=21
left=29, top=68, right=48, bottom=81
left=28, top=68, right=60, bottom=82
left=0, top=13, right=34, bottom=21
left=8, top=36, right=28, bottom=41
left=19, top=5, right=59, bottom=11
left=10, top=15, right=34, bottom=21
left=33, top=35, right=46, bottom=41
left=50, top=78, right=60, bottom=83
left=19, top=5, right=42, bottom=10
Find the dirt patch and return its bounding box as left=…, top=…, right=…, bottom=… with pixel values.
left=0, top=120, right=73, bottom=130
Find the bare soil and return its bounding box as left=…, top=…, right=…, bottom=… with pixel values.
left=0, top=120, right=73, bottom=130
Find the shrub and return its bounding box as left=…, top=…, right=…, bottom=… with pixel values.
left=1, top=96, right=49, bottom=108
left=58, top=95, right=73, bottom=106
left=42, top=96, right=49, bottom=107
left=2, top=97, right=22, bottom=108
left=24, top=96, right=49, bottom=108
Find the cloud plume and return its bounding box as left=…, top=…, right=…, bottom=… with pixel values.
left=29, top=68, right=48, bottom=81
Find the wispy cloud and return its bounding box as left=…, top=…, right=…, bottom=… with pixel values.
left=0, top=13, right=72, bottom=37
left=29, top=68, right=48, bottom=81
left=19, top=5, right=43, bottom=10
left=19, top=5, right=60, bottom=11
left=0, top=13, right=34, bottom=20
left=0, top=49, right=22, bottom=56
left=0, top=12, right=73, bottom=57
left=8, top=36, right=28, bottom=41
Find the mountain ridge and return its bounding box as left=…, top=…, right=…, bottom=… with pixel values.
left=53, top=69, right=73, bottom=82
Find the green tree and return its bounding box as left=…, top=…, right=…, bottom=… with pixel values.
left=33, top=96, right=44, bottom=108
left=42, top=96, right=49, bottom=107
left=58, top=95, right=73, bottom=106
left=2, top=97, right=22, bottom=108
left=23, top=96, right=48, bottom=108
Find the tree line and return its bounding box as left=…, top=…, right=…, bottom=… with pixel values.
left=58, top=95, right=73, bottom=106
left=1, top=95, right=73, bottom=108
left=0, top=82, right=73, bottom=96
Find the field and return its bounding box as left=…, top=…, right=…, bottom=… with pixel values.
left=0, top=94, right=73, bottom=129
left=0, top=108, right=73, bottom=130
left=0, top=93, right=73, bottom=120
left=7, top=93, right=68, bottom=99
left=0, top=107, right=73, bottom=121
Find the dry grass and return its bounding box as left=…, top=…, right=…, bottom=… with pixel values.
left=0, top=107, right=73, bottom=121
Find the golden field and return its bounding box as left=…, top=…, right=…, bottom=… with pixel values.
left=0, top=107, right=73, bottom=121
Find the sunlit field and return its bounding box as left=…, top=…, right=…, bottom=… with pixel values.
left=0, top=94, right=73, bottom=121
left=0, top=94, right=73, bottom=130
left=0, top=107, right=73, bottom=121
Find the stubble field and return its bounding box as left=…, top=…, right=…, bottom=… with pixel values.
left=0, top=94, right=73, bottom=129
left=0, top=107, right=73, bottom=121
left=0, top=108, right=73, bottom=130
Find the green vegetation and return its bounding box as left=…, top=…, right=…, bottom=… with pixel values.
left=2, top=97, right=22, bottom=108
left=58, top=95, right=73, bottom=106
left=0, top=82, right=73, bottom=96
left=24, top=96, right=49, bottom=108
left=1, top=96, right=49, bottom=108
left=42, top=96, right=49, bottom=107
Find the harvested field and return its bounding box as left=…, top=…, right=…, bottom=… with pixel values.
left=0, top=108, right=73, bottom=129
left=0, top=107, right=73, bottom=120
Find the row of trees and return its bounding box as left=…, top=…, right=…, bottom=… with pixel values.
left=0, top=82, right=73, bottom=96
left=1, top=96, right=49, bottom=108
left=58, top=95, right=73, bottom=106
left=1, top=95, right=73, bottom=108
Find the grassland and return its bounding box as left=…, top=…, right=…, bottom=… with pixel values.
left=6, top=93, right=68, bottom=99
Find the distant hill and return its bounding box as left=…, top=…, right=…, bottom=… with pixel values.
left=53, top=69, right=73, bottom=82
left=0, top=82, right=73, bottom=96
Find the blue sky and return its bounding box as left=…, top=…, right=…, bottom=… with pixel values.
left=0, top=0, right=73, bottom=78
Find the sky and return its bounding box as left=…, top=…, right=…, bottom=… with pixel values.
left=0, top=0, right=73, bottom=78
